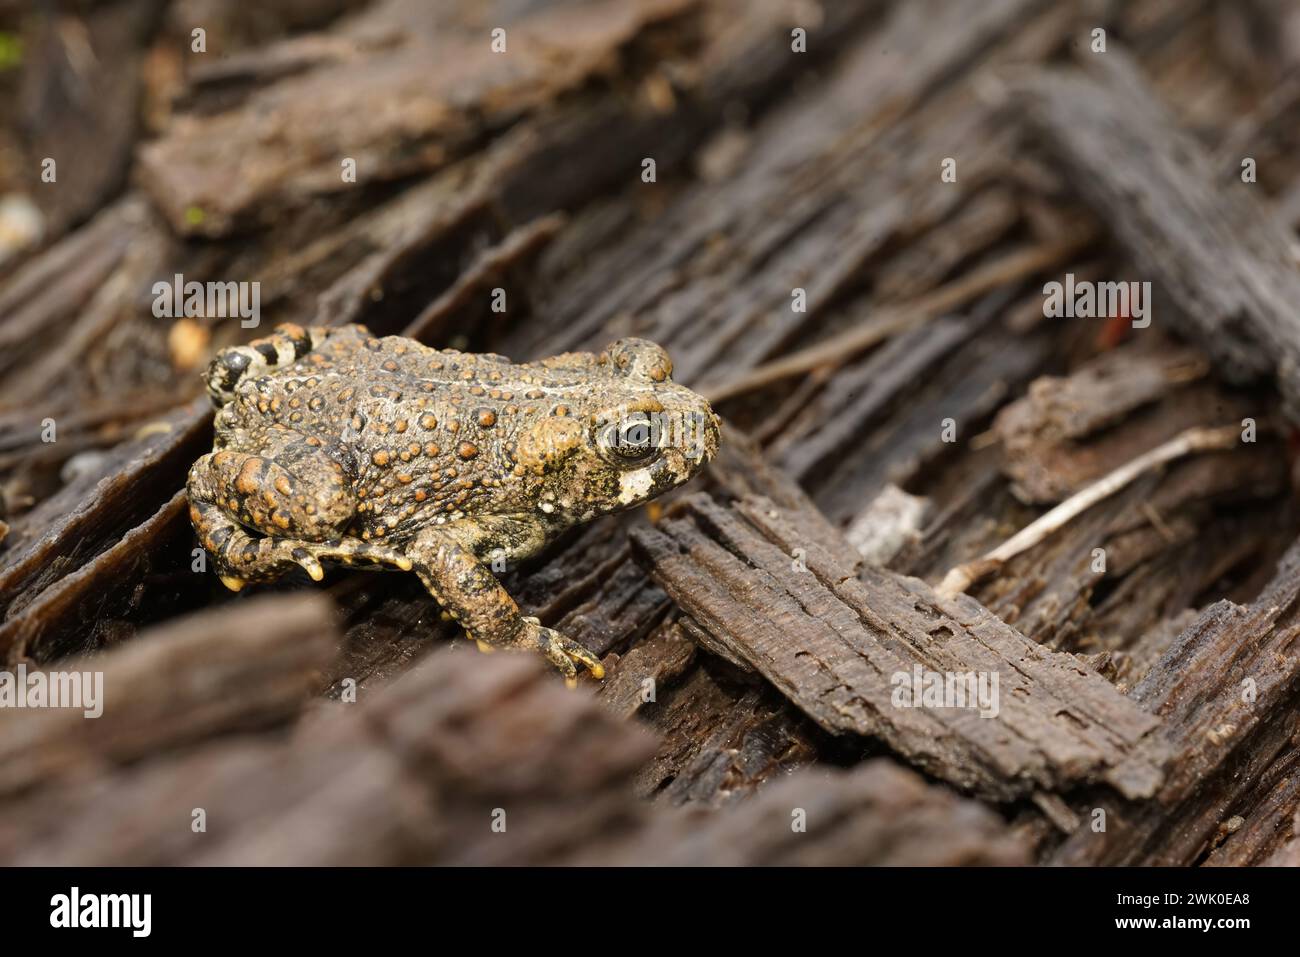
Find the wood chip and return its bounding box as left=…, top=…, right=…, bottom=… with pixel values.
left=631, top=492, right=1169, bottom=801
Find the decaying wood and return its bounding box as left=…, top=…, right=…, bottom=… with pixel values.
left=1262, top=809, right=1300, bottom=867
left=515, top=0, right=1066, bottom=379
left=577, top=759, right=1033, bottom=866
left=139, top=0, right=702, bottom=235
left=703, top=233, right=1091, bottom=403
left=844, top=484, right=931, bottom=566
left=631, top=491, right=1169, bottom=802
left=0, top=400, right=212, bottom=634
left=597, top=619, right=696, bottom=720
left=1017, top=48, right=1300, bottom=421
left=936, top=425, right=1244, bottom=599
left=0, top=643, right=1024, bottom=866
left=0, top=490, right=195, bottom=663
left=902, top=338, right=1290, bottom=654
left=993, top=341, right=1217, bottom=504
left=0, top=594, right=338, bottom=799
left=628, top=655, right=820, bottom=806
left=1052, top=537, right=1300, bottom=865
left=12, top=1, right=165, bottom=240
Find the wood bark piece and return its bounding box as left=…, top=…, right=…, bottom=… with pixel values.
left=1052, top=535, right=1300, bottom=865
left=1016, top=49, right=1300, bottom=421
left=0, top=733, right=437, bottom=866
left=630, top=492, right=1169, bottom=801
left=139, top=0, right=700, bottom=235
left=578, top=759, right=1033, bottom=866
left=339, top=647, right=659, bottom=866
left=631, top=660, right=819, bottom=806
left=0, top=648, right=657, bottom=865
left=845, top=484, right=931, bottom=566
left=936, top=425, right=1244, bottom=599
left=0, top=593, right=339, bottom=799
left=0, top=400, right=212, bottom=626
left=0, top=490, right=196, bottom=663
left=597, top=619, right=696, bottom=720
left=992, top=340, right=1228, bottom=504
left=0, top=643, right=1033, bottom=865
left=0, top=198, right=144, bottom=390
left=15, top=1, right=164, bottom=239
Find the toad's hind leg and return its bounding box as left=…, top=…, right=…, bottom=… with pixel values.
left=405, top=528, right=604, bottom=684
left=188, top=495, right=413, bottom=589
left=188, top=441, right=413, bottom=588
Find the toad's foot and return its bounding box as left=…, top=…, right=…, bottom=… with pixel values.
left=407, top=529, right=604, bottom=685
left=516, top=616, right=605, bottom=687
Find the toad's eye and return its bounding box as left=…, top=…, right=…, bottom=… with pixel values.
left=599, top=416, right=661, bottom=465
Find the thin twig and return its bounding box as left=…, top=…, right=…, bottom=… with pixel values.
left=935, top=424, right=1242, bottom=599
left=702, top=231, right=1095, bottom=404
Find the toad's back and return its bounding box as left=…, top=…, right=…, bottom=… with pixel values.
left=212, top=323, right=613, bottom=409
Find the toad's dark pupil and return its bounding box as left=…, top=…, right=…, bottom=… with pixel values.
left=621, top=423, right=652, bottom=448
left=606, top=421, right=657, bottom=461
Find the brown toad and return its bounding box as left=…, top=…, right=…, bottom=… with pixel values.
left=187, top=323, right=720, bottom=682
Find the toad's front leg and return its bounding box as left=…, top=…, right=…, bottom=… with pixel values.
left=405, top=528, right=604, bottom=685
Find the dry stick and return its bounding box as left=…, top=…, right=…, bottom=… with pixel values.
left=935, top=424, right=1243, bottom=599
left=702, top=230, right=1095, bottom=404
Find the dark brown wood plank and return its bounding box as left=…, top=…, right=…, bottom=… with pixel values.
left=631, top=491, right=1169, bottom=801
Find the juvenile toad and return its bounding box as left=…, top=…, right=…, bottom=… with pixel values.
left=187, top=323, right=720, bottom=682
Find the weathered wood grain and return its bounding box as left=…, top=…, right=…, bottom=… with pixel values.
left=0, top=645, right=1024, bottom=866
left=578, top=758, right=1033, bottom=865
left=139, top=0, right=701, bottom=235
left=1017, top=48, right=1300, bottom=421
left=1053, top=536, right=1300, bottom=864
left=0, top=593, right=338, bottom=799
left=631, top=491, right=1169, bottom=801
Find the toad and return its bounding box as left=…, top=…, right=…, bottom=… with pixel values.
left=187, top=323, right=720, bottom=683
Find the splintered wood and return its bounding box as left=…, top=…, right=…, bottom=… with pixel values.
left=139, top=0, right=703, bottom=235
left=1054, top=539, right=1300, bottom=865
left=632, top=492, right=1168, bottom=802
